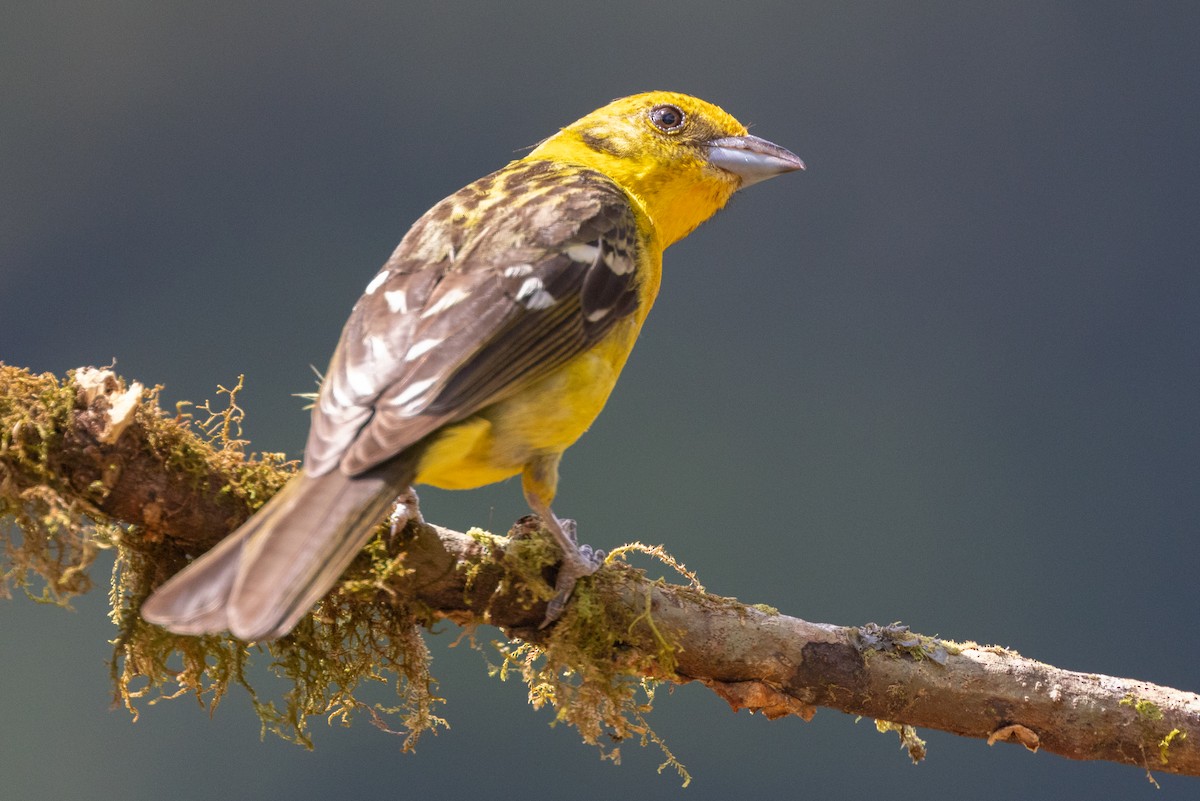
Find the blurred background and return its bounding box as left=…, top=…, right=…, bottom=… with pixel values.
left=3, top=2, right=1198, bottom=798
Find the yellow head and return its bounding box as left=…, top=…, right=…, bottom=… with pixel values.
left=529, top=91, right=804, bottom=247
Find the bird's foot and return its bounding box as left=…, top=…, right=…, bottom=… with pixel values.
left=556, top=519, right=607, bottom=565
left=388, top=487, right=422, bottom=542
left=537, top=516, right=606, bottom=628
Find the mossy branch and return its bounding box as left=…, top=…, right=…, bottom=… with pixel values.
left=2, top=363, right=1198, bottom=783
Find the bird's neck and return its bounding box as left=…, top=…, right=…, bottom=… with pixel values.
left=528, top=132, right=737, bottom=249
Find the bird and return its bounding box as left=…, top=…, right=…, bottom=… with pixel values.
left=140, top=91, right=805, bottom=641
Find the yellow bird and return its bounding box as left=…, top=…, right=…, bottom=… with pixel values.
left=141, top=91, right=804, bottom=640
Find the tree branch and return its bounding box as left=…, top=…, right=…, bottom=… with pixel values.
left=2, top=363, right=1197, bottom=779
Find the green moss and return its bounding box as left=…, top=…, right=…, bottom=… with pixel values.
left=1119, top=694, right=1164, bottom=721
left=1119, top=694, right=1190, bottom=773
left=3, top=365, right=444, bottom=749
left=486, top=535, right=692, bottom=785
left=142, top=377, right=295, bottom=509
left=874, top=719, right=927, bottom=764
left=0, top=364, right=104, bottom=604
left=1159, top=728, right=1186, bottom=765
left=481, top=524, right=561, bottom=609
left=854, top=622, right=951, bottom=666
left=109, top=513, right=447, bottom=750
left=3, top=364, right=693, bottom=779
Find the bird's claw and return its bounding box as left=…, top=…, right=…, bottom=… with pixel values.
left=539, top=540, right=606, bottom=629
left=578, top=543, right=606, bottom=564
left=390, top=486, right=423, bottom=530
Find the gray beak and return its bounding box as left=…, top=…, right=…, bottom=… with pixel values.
left=706, top=134, right=806, bottom=187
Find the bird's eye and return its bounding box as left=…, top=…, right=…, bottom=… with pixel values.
left=649, top=104, right=685, bottom=133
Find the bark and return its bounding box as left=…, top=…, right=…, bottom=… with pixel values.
left=2, top=364, right=1198, bottom=779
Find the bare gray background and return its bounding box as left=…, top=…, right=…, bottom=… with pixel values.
left=3, top=2, right=1198, bottom=798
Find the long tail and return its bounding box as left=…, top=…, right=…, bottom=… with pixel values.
left=140, top=459, right=414, bottom=641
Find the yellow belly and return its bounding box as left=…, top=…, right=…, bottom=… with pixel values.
left=413, top=317, right=642, bottom=490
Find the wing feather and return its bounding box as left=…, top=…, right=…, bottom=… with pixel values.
left=303, top=161, right=643, bottom=477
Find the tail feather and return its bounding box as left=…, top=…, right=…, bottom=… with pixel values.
left=138, top=521, right=250, bottom=635
left=140, top=459, right=414, bottom=641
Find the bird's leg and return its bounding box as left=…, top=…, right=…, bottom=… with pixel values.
left=523, top=454, right=605, bottom=627
left=387, top=487, right=422, bottom=550
left=533, top=508, right=607, bottom=626
left=390, top=486, right=423, bottom=530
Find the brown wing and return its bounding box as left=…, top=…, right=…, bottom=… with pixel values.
left=304, top=161, right=642, bottom=477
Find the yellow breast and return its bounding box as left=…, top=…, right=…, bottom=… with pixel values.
left=415, top=257, right=658, bottom=491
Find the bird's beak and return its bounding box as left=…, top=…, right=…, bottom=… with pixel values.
left=705, top=134, right=806, bottom=188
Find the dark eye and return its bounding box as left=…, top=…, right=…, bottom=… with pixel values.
left=649, top=104, right=685, bottom=132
